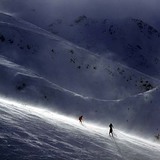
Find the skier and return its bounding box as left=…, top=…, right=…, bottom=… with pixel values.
left=79, top=115, right=83, bottom=124
left=109, top=123, right=114, bottom=136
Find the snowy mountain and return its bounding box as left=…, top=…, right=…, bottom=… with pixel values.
left=0, top=11, right=160, bottom=135
left=46, top=16, right=160, bottom=79
left=0, top=0, right=160, bottom=159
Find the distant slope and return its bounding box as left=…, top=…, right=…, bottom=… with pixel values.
left=0, top=12, right=159, bottom=101
left=46, top=16, right=160, bottom=79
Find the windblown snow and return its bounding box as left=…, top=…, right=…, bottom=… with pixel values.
left=0, top=0, right=160, bottom=159
left=0, top=98, right=160, bottom=160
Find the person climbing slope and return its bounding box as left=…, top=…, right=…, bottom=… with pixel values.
left=79, top=115, right=83, bottom=124
left=109, top=123, right=114, bottom=137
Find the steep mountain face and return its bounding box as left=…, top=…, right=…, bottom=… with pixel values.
left=46, top=16, right=160, bottom=79
left=1, top=1, right=160, bottom=80
left=0, top=13, right=159, bottom=101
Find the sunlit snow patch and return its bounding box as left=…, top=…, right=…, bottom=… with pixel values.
left=0, top=96, right=160, bottom=151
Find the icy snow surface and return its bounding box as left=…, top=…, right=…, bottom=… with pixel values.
left=0, top=98, right=160, bottom=160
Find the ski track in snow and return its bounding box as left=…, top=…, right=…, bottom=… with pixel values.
left=0, top=98, right=160, bottom=160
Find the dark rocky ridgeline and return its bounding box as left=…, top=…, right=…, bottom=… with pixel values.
left=16, top=83, right=26, bottom=91
left=75, top=15, right=87, bottom=24
left=0, top=33, right=5, bottom=42
left=132, top=18, right=160, bottom=38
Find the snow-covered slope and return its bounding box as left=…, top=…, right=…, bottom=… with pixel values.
left=0, top=12, right=160, bottom=138
left=0, top=1, right=160, bottom=158
left=0, top=99, right=160, bottom=160
left=0, top=12, right=159, bottom=99
left=46, top=16, right=160, bottom=79
left=1, top=0, right=160, bottom=78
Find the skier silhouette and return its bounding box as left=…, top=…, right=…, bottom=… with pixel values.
left=79, top=115, right=83, bottom=124
left=109, top=123, right=114, bottom=136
